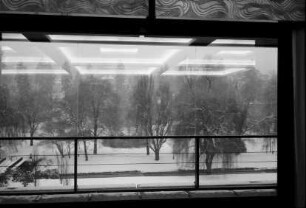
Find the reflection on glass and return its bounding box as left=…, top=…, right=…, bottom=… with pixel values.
left=0, top=40, right=277, bottom=137
left=0, top=140, right=74, bottom=191
left=77, top=139, right=195, bottom=190
left=48, top=35, right=193, bottom=44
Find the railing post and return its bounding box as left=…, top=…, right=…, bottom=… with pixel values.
left=74, top=138, right=78, bottom=192
left=195, top=137, right=200, bottom=189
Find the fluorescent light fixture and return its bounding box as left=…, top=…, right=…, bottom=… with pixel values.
left=2, top=69, right=68, bottom=75
left=76, top=66, right=157, bottom=75
left=2, top=33, right=27, bottom=40
left=217, top=50, right=252, bottom=55
left=2, top=57, right=55, bottom=63
left=179, top=59, right=255, bottom=66
left=49, top=35, right=193, bottom=44
left=163, top=68, right=249, bottom=76
left=1, top=46, right=14, bottom=52
left=211, top=39, right=255, bottom=45
left=100, top=48, right=138, bottom=53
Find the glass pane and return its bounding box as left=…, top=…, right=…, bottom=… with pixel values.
left=0, top=139, right=74, bottom=192
left=156, top=0, right=305, bottom=21
left=0, top=38, right=277, bottom=137
left=0, top=0, right=148, bottom=18
left=77, top=138, right=195, bottom=190
left=1, top=35, right=277, bottom=190
left=199, top=137, right=277, bottom=186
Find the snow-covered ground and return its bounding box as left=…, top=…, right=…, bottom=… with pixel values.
left=0, top=138, right=277, bottom=191
left=0, top=172, right=276, bottom=191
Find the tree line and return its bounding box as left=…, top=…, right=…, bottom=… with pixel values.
left=0, top=61, right=277, bottom=173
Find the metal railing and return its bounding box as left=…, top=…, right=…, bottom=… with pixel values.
left=0, top=135, right=277, bottom=195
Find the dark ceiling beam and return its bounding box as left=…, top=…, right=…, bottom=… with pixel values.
left=0, top=13, right=288, bottom=39
left=256, top=38, right=278, bottom=47
left=22, top=32, right=50, bottom=42
left=190, top=37, right=216, bottom=46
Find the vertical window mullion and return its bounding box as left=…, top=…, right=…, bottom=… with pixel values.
left=148, top=0, right=156, bottom=21
left=74, top=138, right=78, bottom=192
left=195, top=137, right=200, bottom=189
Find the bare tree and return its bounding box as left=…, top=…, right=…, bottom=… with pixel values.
left=78, top=77, right=120, bottom=155
left=131, top=76, right=173, bottom=160
left=57, top=73, right=91, bottom=161
left=173, top=73, right=248, bottom=173
left=15, top=63, right=54, bottom=145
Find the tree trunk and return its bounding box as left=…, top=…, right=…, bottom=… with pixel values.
left=205, top=154, right=214, bottom=174
left=146, top=139, right=150, bottom=155
left=154, top=149, right=160, bottom=161
left=34, top=167, right=37, bottom=187
left=93, top=139, right=97, bottom=155
left=30, top=130, right=34, bottom=146
left=68, top=144, right=71, bottom=159
left=83, top=140, right=88, bottom=161
left=93, top=118, right=98, bottom=154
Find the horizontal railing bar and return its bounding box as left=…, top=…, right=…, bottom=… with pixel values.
left=3, top=151, right=277, bottom=157
left=0, top=161, right=277, bottom=167
left=76, top=161, right=277, bottom=166
left=0, top=135, right=278, bottom=140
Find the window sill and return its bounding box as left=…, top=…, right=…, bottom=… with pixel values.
left=0, top=189, right=277, bottom=204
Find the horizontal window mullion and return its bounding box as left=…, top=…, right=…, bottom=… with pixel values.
left=0, top=135, right=278, bottom=140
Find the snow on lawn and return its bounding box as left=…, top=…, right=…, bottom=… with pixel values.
left=77, top=172, right=276, bottom=188
left=1, top=139, right=277, bottom=191
left=1, top=139, right=277, bottom=174
left=0, top=172, right=276, bottom=191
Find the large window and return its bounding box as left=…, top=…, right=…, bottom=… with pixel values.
left=0, top=34, right=277, bottom=192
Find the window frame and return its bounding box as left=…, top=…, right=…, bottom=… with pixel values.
left=0, top=12, right=298, bottom=207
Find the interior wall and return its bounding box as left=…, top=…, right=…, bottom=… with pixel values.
left=0, top=0, right=305, bottom=21
left=156, top=0, right=305, bottom=21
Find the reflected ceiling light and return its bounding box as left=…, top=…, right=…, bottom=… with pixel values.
left=76, top=66, right=157, bottom=75
left=217, top=50, right=252, bottom=55
left=72, top=58, right=162, bottom=65
left=1, top=46, right=14, bottom=52
left=2, top=33, right=27, bottom=40
left=59, top=47, right=179, bottom=65
left=60, top=47, right=152, bottom=64
left=2, top=57, right=55, bottom=63
left=136, top=36, right=193, bottom=44
left=2, top=69, right=68, bottom=75
left=161, top=49, right=180, bottom=64
left=48, top=35, right=193, bottom=44
left=162, top=68, right=249, bottom=76
left=211, top=39, right=255, bottom=45
left=100, top=47, right=138, bottom=53
left=179, top=59, right=255, bottom=66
